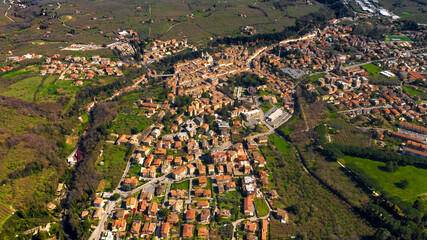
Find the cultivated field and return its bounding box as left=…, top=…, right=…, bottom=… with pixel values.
left=0, top=0, right=324, bottom=59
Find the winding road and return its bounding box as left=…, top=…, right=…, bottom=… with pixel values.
left=3, top=0, right=14, bottom=22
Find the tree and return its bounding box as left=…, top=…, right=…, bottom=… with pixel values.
left=255, top=124, right=263, bottom=133
left=385, top=161, right=398, bottom=172
left=373, top=229, right=391, bottom=240
left=413, top=200, right=425, bottom=212
left=131, top=126, right=139, bottom=135
left=161, top=208, right=170, bottom=218
left=111, top=193, right=121, bottom=201
left=395, top=179, right=408, bottom=189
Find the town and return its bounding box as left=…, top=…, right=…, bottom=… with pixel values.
left=0, top=1, right=426, bottom=239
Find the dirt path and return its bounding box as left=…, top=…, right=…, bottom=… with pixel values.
left=33, top=75, right=47, bottom=102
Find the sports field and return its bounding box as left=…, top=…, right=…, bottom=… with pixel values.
left=385, top=35, right=412, bottom=42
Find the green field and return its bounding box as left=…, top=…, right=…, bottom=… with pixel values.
left=0, top=76, right=43, bottom=102
left=385, top=35, right=412, bottom=42
left=308, top=73, right=326, bottom=83
left=1, top=70, right=35, bottom=78
left=268, top=134, right=291, bottom=153
left=361, top=64, right=383, bottom=78
left=97, top=144, right=129, bottom=191
left=343, top=156, right=427, bottom=202
left=171, top=180, right=189, bottom=190
left=110, top=114, right=155, bottom=135
left=402, top=86, right=421, bottom=96
left=254, top=198, right=269, bottom=217
left=36, top=77, right=88, bottom=103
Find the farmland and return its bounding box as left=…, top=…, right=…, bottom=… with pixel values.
left=36, top=77, right=89, bottom=104
left=261, top=137, right=374, bottom=238
left=0, top=76, right=43, bottom=102
left=0, top=0, right=325, bottom=60
left=0, top=204, right=12, bottom=230
left=343, top=156, right=427, bottom=202
left=379, top=0, right=427, bottom=23
left=327, top=118, right=371, bottom=147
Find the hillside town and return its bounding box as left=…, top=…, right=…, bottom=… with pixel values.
left=1, top=3, right=426, bottom=238
left=77, top=22, right=425, bottom=240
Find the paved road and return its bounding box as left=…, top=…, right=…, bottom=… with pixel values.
left=338, top=104, right=392, bottom=113
left=162, top=182, right=172, bottom=208
left=3, top=0, right=14, bottom=22
left=59, top=63, right=74, bottom=80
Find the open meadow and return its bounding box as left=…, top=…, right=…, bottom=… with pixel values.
left=343, top=156, right=427, bottom=202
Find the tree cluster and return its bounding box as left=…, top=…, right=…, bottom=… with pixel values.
left=322, top=143, right=427, bottom=168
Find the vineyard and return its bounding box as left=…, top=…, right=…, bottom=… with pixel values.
left=0, top=203, right=12, bottom=228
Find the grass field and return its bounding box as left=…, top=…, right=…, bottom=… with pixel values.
left=1, top=70, right=35, bottom=78
left=97, top=144, right=128, bottom=191
left=268, top=134, right=291, bottom=153
left=0, top=76, right=43, bottom=102
left=127, top=164, right=142, bottom=178
left=343, top=156, right=427, bottom=202
left=361, top=64, right=383, bottom=78
left=171, top=180, right=189, bottom=190
left=308, top=73, right=326, bottom=83
left=402, top=86, right=421, bottom=96
left=36, top=77, right=89, bottom=103
left=259, top=100, right=273, bottom=113
left=384, top=35, right=412, bottom=42
left=110, top=114, right=155, bottom=135
left=254, top=198, right=269, bottom=217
